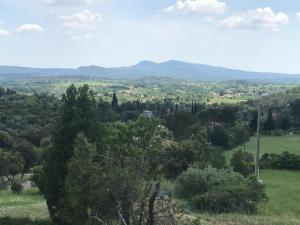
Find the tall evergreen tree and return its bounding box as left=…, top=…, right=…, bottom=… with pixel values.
left=279, top=114, right=291, bottom=135
left=264, top=109, right=275, bottom=131
left=112, top=91, right=119, bottom=108
left=249, top=111, right=258, bottom=132
left=41, top=85, right=100, bottom=225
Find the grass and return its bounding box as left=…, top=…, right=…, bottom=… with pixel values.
left=0, top=188, right=48, bottom=220
left=260, top=170, right=300, bottom=217
left=225, top=134, right=300, bottom=160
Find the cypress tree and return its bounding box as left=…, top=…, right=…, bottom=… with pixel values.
left=264, top=109, right=275, bottom=131
left=42, top=85, right=100, bottom=225
left=112, top=91, right=118, bottom=108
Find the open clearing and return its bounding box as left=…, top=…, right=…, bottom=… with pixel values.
left=225, top=134, right=300, bottom=160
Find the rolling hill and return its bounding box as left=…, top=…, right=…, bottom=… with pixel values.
left=1, top=60, right=300, bottom=82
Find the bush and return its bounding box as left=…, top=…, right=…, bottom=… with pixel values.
left=271, top=129, right=284, bottom=136
left=260, top=152, right=300, bottom=170
left=175, top=167, right=266, bottom=213
left=11, top=181, right=23, bottom=193
left=230, top=149, right=254, bottom=177
left=174, top=167, right=244, bottom=199
left=192, top=177, right=267, bottom=213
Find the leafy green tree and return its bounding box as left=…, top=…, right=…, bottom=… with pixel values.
left=230, top=149, right=254, bottom=177
left=13, top=139, right=36, bottom=177
left=58, top=117, right=166, bottom=225
left=210, top=125, right=229, bottom=148
left=0, top=149, right=24, bottom=189
left=230, top=124, right=250, bottom=146
left=165, top=111, right=195, bottom=140
left=0, top=131, right=12, bottom=149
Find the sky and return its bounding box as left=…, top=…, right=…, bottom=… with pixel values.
left=1, top=0, right=300, bottom=73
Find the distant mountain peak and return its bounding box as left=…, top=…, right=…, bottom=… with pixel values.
left=0, top=60, right=299, bottom=82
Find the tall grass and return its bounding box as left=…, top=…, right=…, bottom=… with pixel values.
left=0, top=188, right=48, bottom=219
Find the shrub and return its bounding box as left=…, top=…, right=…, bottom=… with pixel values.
left=11, top=181, right=23, bottom=193
left=175, top=167, right=266, bottom=213
left=192, top=177, right=267, bottom=213
left=174, top=167, right=244, bottom=199
left=260, top=152, right=300, bottom=170
left=271, top=129, right=284, bottom=136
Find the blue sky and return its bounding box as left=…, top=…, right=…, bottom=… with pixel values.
left=1, top=0, right=300, bottom=73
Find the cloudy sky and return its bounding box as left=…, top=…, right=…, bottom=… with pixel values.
left=0, top=0, right=300, bottom=73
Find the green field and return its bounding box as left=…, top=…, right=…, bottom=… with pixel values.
left=225, top=134, right=300, bottom=160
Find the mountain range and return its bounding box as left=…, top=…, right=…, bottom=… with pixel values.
left=0, top=60, right=300, bottom=82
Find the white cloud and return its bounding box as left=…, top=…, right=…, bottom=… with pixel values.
left=221, top=7, right=289, bottom=32
left=61, top=9, right=102, bottom=31
left=0, top=29, right=11, bottom=37
left=297, top=12, right=300, bottom=19
left=16, top=24, right=45, bottom=33
left=165, top=0, right=226, bottom=15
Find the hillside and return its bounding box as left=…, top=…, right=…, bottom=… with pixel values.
left=1, top=60, right=300, bottom=82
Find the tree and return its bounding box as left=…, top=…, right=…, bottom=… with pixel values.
left=61, top=134, right=96, bottom=225
left=279, top=114, right=291, bottom=135
left=165, top=111, right=195, bottom=140
left=0, top=131, right=12, bottom=149
left=210, top=125, right=229, bottom=149
left=230, top=149, right=254, bottom=177
left=249, top=111, right=258, bottom=132
left=13, top=139, right=36, bottom=177
left=112, top=91, right=119, bottom=109
left=291, top=98, right=300, bottom=125
left=41, top=85, right=100, bottom=225
left=0, top=149, right=24, bottom=189
left=59, top=116, right=179, bottom=225
left=264, top=109, right=275, bottom=131
left=231, top=124, right=250, bottom=146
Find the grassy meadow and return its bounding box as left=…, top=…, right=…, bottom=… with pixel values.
left=225, top=134, right=300, bottom=160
